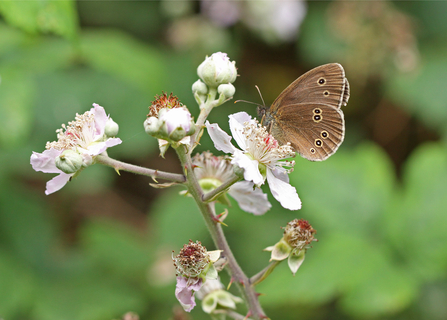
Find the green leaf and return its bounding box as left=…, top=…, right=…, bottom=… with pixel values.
left=0, top=72, right=34, bottom=149
left=0, top=250, right=36, bottom=318
left=385, top=143, right=447, bottom=281
left=34, top=271, right=146, bottom=320
left=340, top=261, right=417, bottom=317
left=386, top=46, right=447, bottom=135
left=80, top=29, right=167, bottom=94
left=80, top=219, right=152, bottom=278
left=150, top=188, right=208, bottom=249
left=0, top=0, right=79, bottom=40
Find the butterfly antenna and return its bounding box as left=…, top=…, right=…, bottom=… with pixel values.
left=255, top=85, right=266, bottom=107
left=234, top=99, right=263, bottom=108
left=234, top=85, right=266, bottom=108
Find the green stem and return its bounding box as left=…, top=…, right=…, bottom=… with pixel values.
left=250, top=260, right=282, bottom=286
left=96, top=155, right=185, bottom=183
left=175, top=145, right=266, bottom=320
left=202, top=174, right=241, bottom=202
left=189, top=88, right=217, bottom=153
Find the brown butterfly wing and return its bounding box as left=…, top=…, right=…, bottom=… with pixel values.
left=270, top=63, right=349, bottom=112
left=271, top=103, right=345, bottom=161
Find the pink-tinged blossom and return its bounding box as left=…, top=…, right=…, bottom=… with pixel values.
left=192, top=151, right=271, bottom=215
left=30, top=104, right=121, bottom=195
left=175, top=277, right=203, bottom=312
left=205, top=112, right=301, bottom=210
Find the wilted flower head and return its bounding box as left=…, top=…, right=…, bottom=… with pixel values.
left=192, top=151, right=271, bottom=215
left=264, top=219, right=317, bottom=275
left=172, top=240, right=222, bottom=312
left=30, top=104, right=122, bottom=195
left=206, top=112, right=301, bottom=210
left=283, top=218, right=317, bottom=251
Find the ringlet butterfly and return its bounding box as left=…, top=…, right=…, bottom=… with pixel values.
left=257, top=63, right=349, bottom=161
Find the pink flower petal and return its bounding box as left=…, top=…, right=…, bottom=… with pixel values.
left=91, top=103, right=108, bottom=138
left=45, top=172, right=72, bottom=195
left=30, top=149, right=63, bottom=173
left=175, top=277, right=203, bottom=313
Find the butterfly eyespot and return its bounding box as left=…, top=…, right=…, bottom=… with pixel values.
left=321, top=131, right=329, bottom=139
left=313, top=114, right=322, bottom=122
left=313, top=108, right=322, bottom=114
left=318, top=78, right=326, bottom=85
left=324, top=90, right=330, bottom=96
left=315, top=139, right=323, bottom=147
left=310, top=148, right=316, bottom=154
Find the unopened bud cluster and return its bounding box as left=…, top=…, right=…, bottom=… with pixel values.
left=193, top=52, right=237, bottom=106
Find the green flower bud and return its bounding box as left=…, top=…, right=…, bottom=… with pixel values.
left=192, top=79, right=208, bottom=95
left=217, top=83, right=236, bottom=99
left=104, top=117, right=119, bottom=137
left=144, top=117, right=162, bottom=136
left=55, top=150, right=83, bottom=174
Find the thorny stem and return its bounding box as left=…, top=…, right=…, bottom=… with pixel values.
left=175, top=145, right=266, bottom=320
left=96, top=155, right=186, bottom=183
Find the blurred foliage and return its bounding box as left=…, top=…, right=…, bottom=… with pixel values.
left=1, top=1, right=447, bottom=320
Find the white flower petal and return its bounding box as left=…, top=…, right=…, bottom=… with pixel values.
left=228, top=181, right=271, bottom=215
left=228, top=112, right=252, bottom=150
left=231, top=150, right=264, bottom=185
left=45, top=173, right=72, bottom=195
left=205, top=120, right=236, bottom=154
left=266, top=169, right=301, bottom=210
left=30, top=149, right=63, bottom=173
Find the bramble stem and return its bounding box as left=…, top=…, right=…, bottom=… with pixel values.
left=175, top=145, right=266, bottom=320
left=96, top=155, right=186, bottom=183
left=202, top=174, right=241, bottom=202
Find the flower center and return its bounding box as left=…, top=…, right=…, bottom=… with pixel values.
left=46, top=111, right=96, bottom=151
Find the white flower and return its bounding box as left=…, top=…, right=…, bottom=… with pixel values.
left=30, top=103, right=122, bottom=195
left=192, top=151, right=271, bottom=215
left=205, top=112, right=301, bottom=210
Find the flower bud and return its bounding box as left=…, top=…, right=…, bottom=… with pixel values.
left=192, top=79, right=208, bottom=95
left=217, top=83, right=236, bottom=99
left=197, top=52, right=237, bottom=88
left=55, top=149, right=83, bottom=174
left=144, top=116, right=162, bottom=136
left=104, top=117, right=119, bottom=137
left=160, top=107, right=194, bottom=141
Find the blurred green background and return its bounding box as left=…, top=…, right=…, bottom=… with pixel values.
left=1, top=1, right=447, bottom=319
